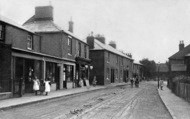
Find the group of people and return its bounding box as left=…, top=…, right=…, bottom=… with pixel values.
left=130, top=76, right=140, bottom=88
left=33, top=76, right=51, bottom=96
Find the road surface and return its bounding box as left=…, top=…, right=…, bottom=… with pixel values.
left=0, top=82, right=172, bottom=119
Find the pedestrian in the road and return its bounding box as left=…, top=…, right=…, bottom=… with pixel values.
left=135, top=76, right=139, bottom=88
left=159, top=79, right=164, bottom=90
left=130, top=78, right=134, bottom=88
left=33, top=76, right=40, bottom=95
left=44, top=79, right=51, bottom=95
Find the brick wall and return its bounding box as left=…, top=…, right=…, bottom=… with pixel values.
left=5, top=25, right=41, bottom=53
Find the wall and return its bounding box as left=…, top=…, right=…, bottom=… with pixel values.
left=39, top=33, right=62, bottom=57
left=5, top=25, right=41, bottom=53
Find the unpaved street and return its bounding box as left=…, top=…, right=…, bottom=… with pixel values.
left=0, top=82, right=172, bottom=119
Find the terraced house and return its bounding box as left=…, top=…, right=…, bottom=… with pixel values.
left=0, top=5, right=91, bottom=100
left=87, top=35, right=133, bottom=85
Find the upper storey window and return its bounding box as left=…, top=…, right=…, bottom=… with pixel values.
left=0, top=24, right=5, bottom=42
left=68, top=37, right=72, bottom=55
left=78, top=42, right=81, bottom=57
left=27, top=35, right=33, bottom=50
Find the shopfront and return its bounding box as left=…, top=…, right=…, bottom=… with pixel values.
left=13, top=57, right=42, bottom=97
left=46, top=62, right=60, bottom=90
left=63, top=63, right=75, bottom=89
left=75, top=57, right=91, bottom=87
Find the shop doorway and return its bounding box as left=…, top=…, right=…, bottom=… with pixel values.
left=55, top=66, right=60, bottom=90
left=111, top=69, right=115, bottom=83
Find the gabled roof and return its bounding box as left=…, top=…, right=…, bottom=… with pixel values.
left=0, top=15, right=34, bottom=33
left=23, top=16, right=86, bottom=43
left=169, top=44, right=190, bottom=60
left=92, top=39, right=133, bottom=60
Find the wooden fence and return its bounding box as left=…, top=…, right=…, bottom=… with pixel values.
left=172, top=82, right=190, bottom=102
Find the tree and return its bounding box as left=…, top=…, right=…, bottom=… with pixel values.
left=140, top=58, right=156, bottom=79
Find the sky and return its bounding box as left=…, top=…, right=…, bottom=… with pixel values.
left=1, top=0, right=190, bottom=63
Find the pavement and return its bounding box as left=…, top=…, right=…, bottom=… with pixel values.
left=0, top=83, right=127, bottom=110
left=158, top=82, right=190, bottom=119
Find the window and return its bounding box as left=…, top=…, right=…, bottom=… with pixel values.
left=116, top=56, right=118, bottom=64
left=107, top=53, right=110, bottom=62
left=27, top=35, right=33, bottom=50
left=107, top=68, right=109, bottom=79
left=68, top=37, right=72, bottom=55
left=84, top=45, right=87, bottom=58
left=0, top=24, right=5, bottom=42
left=78, top=42, right=81, bottom=57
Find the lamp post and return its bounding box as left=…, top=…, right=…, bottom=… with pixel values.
left=157, top=62, right=160, bottom=89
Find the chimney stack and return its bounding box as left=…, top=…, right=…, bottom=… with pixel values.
left=95, top=34, right=105, bottom=44
left=109, top=41, right=116, bottom=49
left=35, top=6, right=53, bottom=21
left=68, top=17, right=74, bottom=33
left=86, top=32, right=94, bottom=49
left=179, top=40, right=184, bottom=51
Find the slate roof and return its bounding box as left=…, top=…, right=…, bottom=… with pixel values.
left=23, top=16, right=86, bottom=43
left=92, top=39, right=133, bottom=60
left=0, top=15, right=34, bottom=33
left=169, top=44, right=190, bottom=60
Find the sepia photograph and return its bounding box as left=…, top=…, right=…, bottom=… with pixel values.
left=0, top=0, right=190, bottom=119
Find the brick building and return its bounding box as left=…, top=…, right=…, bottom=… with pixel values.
left=87, top=35, right=133, bottom=85
left=168, top=41, right=190, bottom=88
left=23, top=5, right=91, bottom=89
left=133, top=61, right=143, bottom=78
left=0, top=6, right=90, bottom=100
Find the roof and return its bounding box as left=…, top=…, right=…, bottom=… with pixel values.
left=0, top=15, right=34, bottom=33
left=169, top=44, right=190, bottom=60
left=92, top=39, right=133, bottom=60
left=23, top=16, right=86, bottom=43
left=134, top=61, right=143, bottom=66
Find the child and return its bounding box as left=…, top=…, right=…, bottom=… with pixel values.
left=33, top=76, right=40, bottom=95
left=44, top=79, right=51, bottom=95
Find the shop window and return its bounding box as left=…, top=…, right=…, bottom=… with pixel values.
left=65, top=65, right=74, bottom=82
left=0, top=24, right=5, bottom=42
left=68, top=37, right=72, bottom=55
left=27, top=35, right=33, bottom=50
left=46, top=62, right=56, bottom=83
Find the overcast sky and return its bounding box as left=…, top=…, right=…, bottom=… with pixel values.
left=1, top=0, right=190, bottom=63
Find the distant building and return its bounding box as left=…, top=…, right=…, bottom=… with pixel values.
left=156, top=63, right=169, bottom=80
left=133, top=61, right=143, bottom=78
left=168, top=41, right=190, bottom=87
left=87, top=35, right=133, bottom=85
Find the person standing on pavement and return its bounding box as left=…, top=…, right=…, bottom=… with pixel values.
left=33, top=76, right=40, bottom=95
left=44, top=79, right=51, bottom=95
left=159, top=79, right=164, bottom=90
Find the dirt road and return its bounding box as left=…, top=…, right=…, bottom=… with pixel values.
left=0, top=82, right=172, bottom=119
